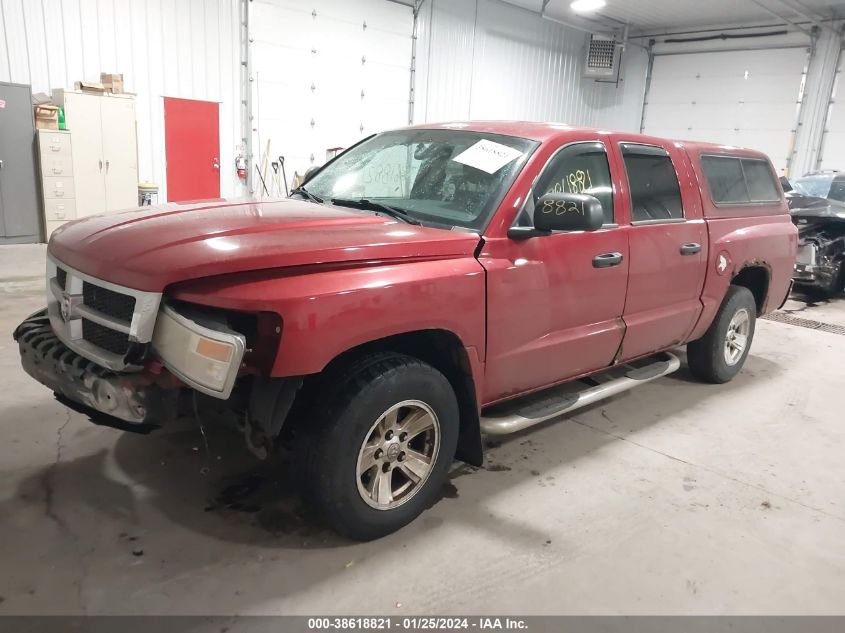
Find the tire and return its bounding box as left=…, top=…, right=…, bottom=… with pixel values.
left=687, top=285, right=757, bottom=384
left=293, top=352, right=459, bottom=541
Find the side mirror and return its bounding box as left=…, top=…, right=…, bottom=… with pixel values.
left=779, top=176, right=793, bottom=192
left=534, top=192, right=604, bottom=232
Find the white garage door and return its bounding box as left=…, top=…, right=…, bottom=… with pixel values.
left=250, top=0, right=413, bottom=192
left=819, top=49, right=845, bottom=170
left=643, top=48, right=809, bottom=173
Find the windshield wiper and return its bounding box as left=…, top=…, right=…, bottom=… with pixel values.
left=331, top=198, right=421, bottom=225
left=290, top=186, right=323, bottom=204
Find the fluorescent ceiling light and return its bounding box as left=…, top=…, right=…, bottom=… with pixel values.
left=570, top=0, right=607, bottom=13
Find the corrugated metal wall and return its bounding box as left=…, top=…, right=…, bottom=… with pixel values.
left=414, top=0, right=648, bottom=132
left=0, top=0, right=242, bottom=201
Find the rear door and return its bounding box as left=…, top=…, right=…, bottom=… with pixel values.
left=613, top=139, right=707, bottom=360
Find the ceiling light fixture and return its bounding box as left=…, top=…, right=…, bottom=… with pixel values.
left=570, top=0, right=607, bottom=13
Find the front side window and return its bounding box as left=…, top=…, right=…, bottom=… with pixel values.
left=622, top=144, right=684, bottom=222
left=530, top=142, right=615, bottom=225
left=303, top=129, right=537, bottom=230
left=701, top=155, right=780, bottom=204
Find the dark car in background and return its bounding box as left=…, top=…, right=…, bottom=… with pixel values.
left=783, top=171, right=845, bottom=296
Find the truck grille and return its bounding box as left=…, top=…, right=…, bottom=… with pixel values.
left=46, top=257, right=162, bottom=371
left=82, top=318, right=131, bottom=355
left=83, top=282, right=136, bottom=323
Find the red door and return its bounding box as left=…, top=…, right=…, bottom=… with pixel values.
left=164, top=97, right=220, bottom=202
left=480, top=139, right=629, bottom=403
left=612, top=137, right=707, bottom=360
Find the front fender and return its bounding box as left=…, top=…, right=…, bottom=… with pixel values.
left=166, top=257, right=487, bottom=377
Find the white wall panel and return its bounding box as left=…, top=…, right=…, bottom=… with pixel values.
left=643, top=48, right=809, bottom=174
left=414, top=0, right=648, bottom=133
left=250, top=0, right=413, bottom=192
left=0, top=0, right=242, bottom=202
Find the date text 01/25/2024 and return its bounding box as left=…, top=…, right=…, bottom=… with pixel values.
left=307, top=617, right=528, bottom=630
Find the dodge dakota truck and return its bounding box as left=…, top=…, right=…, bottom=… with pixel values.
left=14, top=122, right=796, bottom=540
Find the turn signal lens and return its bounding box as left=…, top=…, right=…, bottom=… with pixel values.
left=195, top=337, right=234, bottom=363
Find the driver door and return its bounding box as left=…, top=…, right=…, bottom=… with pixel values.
left=480, top=141, right=629, bottom=403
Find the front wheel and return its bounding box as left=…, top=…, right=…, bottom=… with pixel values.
left=294, top=353, right=459, bottom=540
left=687, top=285, right=757, bottom=384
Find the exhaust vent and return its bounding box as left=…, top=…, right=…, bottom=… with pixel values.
left=584, top=33, right=621, bottom=80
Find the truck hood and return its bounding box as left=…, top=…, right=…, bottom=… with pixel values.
left=48, top=198, right=482, bottom=291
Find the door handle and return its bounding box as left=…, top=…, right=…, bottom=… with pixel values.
left=593, top=252, right=624, bottom=268
left=105, top=160, right=110, bottom=172
left=213, top=158, right=220, bottom=170
left=680, top=242, right=701, bottom=255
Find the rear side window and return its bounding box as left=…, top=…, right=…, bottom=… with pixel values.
left=621, top=144, right=684, bottom=222
left=701, top=156, right=780, bottom=204
left=829, top=177, right=845, bottom=202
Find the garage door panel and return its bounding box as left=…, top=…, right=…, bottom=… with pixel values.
left=252, top=0, right=413, bottom=184
left=820, top=131, right=845, bottom=167
left=827, top=109, right=845, bottom=133
left=819, top=50, right=845, bottom=169
left=252, top=3, right=313, bottom=45
left=650, top=49, right=804, bottom=80
left=365, top=30, right=412, bottom=64
left=644, top=48, right=807, bottom=172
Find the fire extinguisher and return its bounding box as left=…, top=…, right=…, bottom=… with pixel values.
left=236, top=154, right=247, bottom=181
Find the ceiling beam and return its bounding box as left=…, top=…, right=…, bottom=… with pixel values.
left=747, top=0, right=814, bottom=36
left=774, top=0, right=840, bottom=34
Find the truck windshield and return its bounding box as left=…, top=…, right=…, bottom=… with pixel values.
left=302, top=129, right=538, bottom=230
left=793, top=174, right=837, bottom=200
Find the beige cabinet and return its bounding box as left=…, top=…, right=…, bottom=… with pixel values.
left=53, top=90, right=138, bottom=218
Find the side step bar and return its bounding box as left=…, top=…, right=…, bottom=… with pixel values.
left=479, top=352, right=681, bottom=435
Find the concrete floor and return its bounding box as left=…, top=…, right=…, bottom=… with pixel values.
left=0, top=243, right=843, bottom=615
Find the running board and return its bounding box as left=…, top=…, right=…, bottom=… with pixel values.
left=479, top=352, right=681, bottom=435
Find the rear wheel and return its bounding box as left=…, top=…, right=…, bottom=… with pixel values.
left=294, top=353, right=459, bottom=540
left=687, top=285, right=757, bottom=384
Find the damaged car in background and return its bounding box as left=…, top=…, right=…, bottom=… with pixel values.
left=783, top=170, right=845, bottom=296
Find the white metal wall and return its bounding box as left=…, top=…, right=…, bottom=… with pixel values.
left=0, top=0, right=242, bottom=202
left=250, top=0, right=413, bottom=193
left=643, top=47, right=809, bottom=174
left=413, top=0, right=649, bottom=132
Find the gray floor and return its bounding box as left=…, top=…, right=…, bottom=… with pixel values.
left=0, top=243, right=843, bottom=615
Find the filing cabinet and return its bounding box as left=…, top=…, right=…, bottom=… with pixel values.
left=37, top=129, right=77, bottom=239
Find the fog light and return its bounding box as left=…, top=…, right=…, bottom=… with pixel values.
left=152, top=305, right=245, bottom=398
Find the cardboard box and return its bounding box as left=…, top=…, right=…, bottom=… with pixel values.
left=100, top=73, right=124, bottom=94
left=31, top=92, right=52, bottom=105
left=75, top=80, right=106, bottom=93
left=34, top=104, right=59, bottom=130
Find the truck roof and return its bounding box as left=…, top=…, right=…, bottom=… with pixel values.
left=407, top=120, right=769, bottom=160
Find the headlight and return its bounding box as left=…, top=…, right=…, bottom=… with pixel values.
left=152, top=304, right=246, bottom=399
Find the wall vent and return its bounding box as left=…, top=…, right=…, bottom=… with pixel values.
left=584, top=33, right=621, bottom=80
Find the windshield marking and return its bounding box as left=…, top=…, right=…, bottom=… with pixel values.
left=452, top=139, right=525, bottom=174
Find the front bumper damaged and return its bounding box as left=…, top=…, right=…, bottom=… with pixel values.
left=14, top=310, right=178, bottom=427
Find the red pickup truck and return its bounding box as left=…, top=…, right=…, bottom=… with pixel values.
left=15, top=122, right=796, bottom=540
